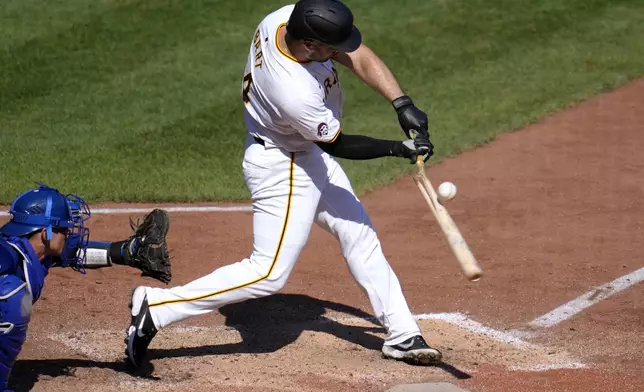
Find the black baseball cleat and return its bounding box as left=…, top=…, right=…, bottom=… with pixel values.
left=125, top=286, right=157, bottom=368
left=381, top=335, right=442, bottom=365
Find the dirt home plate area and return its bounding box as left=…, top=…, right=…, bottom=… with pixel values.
left=4, top=80, right=643, bottom=392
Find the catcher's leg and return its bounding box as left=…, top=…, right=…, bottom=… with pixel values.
left=143, top=140, right=327, bottom=329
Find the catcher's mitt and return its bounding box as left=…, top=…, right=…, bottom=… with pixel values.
left=125, top=209, right=172, bottom=284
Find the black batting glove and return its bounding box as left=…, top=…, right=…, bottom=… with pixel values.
left=392, top=95, right=430, bottom=139
left=392, top=138, right=434, bottom=163
left=413, top=133, right=434, bottom=160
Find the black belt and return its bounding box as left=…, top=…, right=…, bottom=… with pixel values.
left=253, top=136, right=265, bottom=146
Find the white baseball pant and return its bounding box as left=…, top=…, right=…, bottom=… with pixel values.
left=145, top=135, right=421, bottom=345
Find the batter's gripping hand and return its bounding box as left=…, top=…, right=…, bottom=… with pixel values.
left=127, top=209, right=172, bottom=284
left=392, top=95, right=430, bottom=140
left=393, top=139, right=433, bottom=163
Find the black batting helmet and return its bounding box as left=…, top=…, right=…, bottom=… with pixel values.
left=286, top=0, right=362, bottom=53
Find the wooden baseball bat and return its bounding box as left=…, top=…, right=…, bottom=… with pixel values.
left=413, top=155, right=483, bottom=281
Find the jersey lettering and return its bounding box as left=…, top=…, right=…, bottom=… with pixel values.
left=253, top=29, right=263, bottom=69
left=323, top=66, right=339, bottom=101
left=242, top=73, right=253, bottom=103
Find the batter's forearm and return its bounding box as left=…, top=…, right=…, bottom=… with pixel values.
left=316, top=133, right=405, bottom=160
left=336, top=45, right=404, bottom=102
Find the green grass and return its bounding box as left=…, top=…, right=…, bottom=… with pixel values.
left=1, top=0, right=643, bottom=203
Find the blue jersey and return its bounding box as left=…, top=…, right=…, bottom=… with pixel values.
left=0, top=236, right=51, bottom=303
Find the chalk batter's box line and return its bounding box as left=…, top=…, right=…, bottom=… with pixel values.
left=0, top=205, right=253, bottom=216
left=49, top=312, right=584, bottom=372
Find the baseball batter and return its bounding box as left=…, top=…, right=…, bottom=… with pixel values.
left=126, top=0, right=441, bottom=367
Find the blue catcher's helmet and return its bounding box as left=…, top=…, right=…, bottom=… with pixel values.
left=0, top=184, right=91, bottom=270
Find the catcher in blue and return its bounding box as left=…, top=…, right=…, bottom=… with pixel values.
left=0, top=184, right=171, bottom=392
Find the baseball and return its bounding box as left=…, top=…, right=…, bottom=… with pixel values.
left=438, top=181, right=457, bottom=201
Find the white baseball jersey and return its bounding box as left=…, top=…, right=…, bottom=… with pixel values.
left=242, top=4, right=344, bottom=152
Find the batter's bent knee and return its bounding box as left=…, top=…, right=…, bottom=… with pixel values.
left=255, top=275, right=289, bottom=296
left=244, top=254, right=293, bottom=296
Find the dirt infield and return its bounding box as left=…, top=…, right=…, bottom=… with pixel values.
left=5, top=79, right=644, bottom=392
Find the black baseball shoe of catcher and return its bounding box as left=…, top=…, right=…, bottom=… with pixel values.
left=381, top=335, right=442, bottom=365
left=125, top=286, right=157, bottom=368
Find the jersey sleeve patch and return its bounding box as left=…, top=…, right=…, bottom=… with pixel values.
left=317, top=123, right=328, bottom=137
left=280, top=97, right=341, bottom=143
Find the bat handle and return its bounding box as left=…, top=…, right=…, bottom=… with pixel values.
left=416, top=154, right=424, bottom=167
